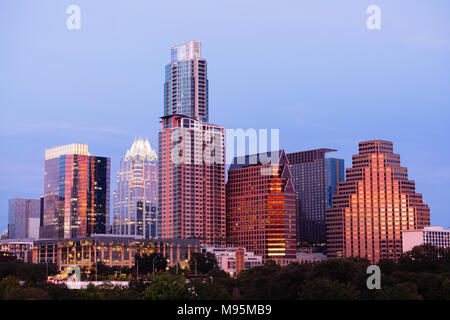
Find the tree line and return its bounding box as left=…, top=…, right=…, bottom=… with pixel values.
left=1, top=244, right=449, bottom=300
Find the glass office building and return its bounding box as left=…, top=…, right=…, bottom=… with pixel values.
left=287, top=149, right=344, bottom=247
left=112, top=138, right=158, bottom=239
left=164, top=40, right=208, bottom=122
left=226, top=151, right=297, bottom=262
left=325, top=157, right=345, bottom=209
left=40, top=144, right=110, bottom=239
left=327, top=140, right=430, bottom=263
left=8, top=198, right=40, bottom=239
left=159, top=41, right=226, bottom=246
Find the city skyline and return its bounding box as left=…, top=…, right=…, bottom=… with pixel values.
left=1, top=0, right=450, bottom=232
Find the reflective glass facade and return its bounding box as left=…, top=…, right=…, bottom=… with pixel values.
left=8, top=198, right=40, bottom=239
left=159, top=42, right=226, bottom=246
left=287, top=149, right=343, bottom=246
left=32, top=236, right=200, bottom=270
left=112, top=138, right=158, bottom=239
left=226, top=151, right=297, bottom=262
left=326, top=140, right=431, bottom=263
left=40, top=144, right=110, bottom=239
left=164, top=40, right=208, bottom=122
left=325, top=158, right=345, bottom=209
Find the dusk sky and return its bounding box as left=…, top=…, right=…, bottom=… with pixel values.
left=1, top=0, right=449, bottom=231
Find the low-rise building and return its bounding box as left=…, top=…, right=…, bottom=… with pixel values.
left=0, top=238, right=34, bottom=262
left=32, top=235, right=200, bottom=270
left=201, top=247, right=263, bottom=277
left=272, top=252, right=327, bottom=267
left=402, top=226, right=450, bottom=252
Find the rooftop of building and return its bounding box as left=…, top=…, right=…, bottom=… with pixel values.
left=402, top=226, right=449, bottom=233
left=0, top=238, right=35, bottom=244
left=358, top=139, right=394, bottom=155
left=287, top=148, right=337, bottom=156
left=170, top=40, right=201, bottom=63
left=45, top=143, right=90, bottom=160
left=33, top=235, right=201, bottom=246
left=229, top=150, right=284, bottom=170
left=124, top=137, right=157, bottom=162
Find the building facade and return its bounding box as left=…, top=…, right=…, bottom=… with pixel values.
left=158, top=41, right=226, bottom=246
left=165, top=40, right=208, bottom=122
left=226, top=151, right=297, bottom=262
left=8, top=198, right=40, bottom=239
left=325, top=158, right=345, bottom=209
left=0, top=239, right=34, bottom=262
left=40, top=144, right=110, bottom=239
left=32, top=235, right=200, bottom=270
left=113, top=138, right=158, bottom=239
left=158, top=115, right=226, bottom=245
left=287, top=149, right=344, bottom=248
left=327, top=140, right=430, bottom=263
left=201, top=247, right=263, bottom=277
left=402, top=226, right=450, bottom=252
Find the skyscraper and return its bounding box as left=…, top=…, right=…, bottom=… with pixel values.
left=326, top=140, right=430, bottom=263
left=8, top=198, right=40, bottom=239
left=325, top=157, right=345, bottom=209
left=158, top=41, right=226, bottom=246
left=287, top=149, right=345, bottom=248
left=226, top=151, right=297, bottom=262
left=112, top=137, right=158, bottom=239
left=164, top=40, right=208, bottom=122
left=40, top=144, right=110, bottom=239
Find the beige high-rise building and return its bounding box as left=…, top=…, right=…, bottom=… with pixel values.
left=158, top=41, right=226, bottom=246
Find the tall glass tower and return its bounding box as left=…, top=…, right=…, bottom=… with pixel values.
left=287, top=149, right=342, bottom=247
left=113, top=138, right=158, bottom=239
left=159, top=41, right=226, bottom=246
left=164, top=40, right=208, bottom=122
left=325, top=157, right=345, bottom=209
left=40, top=144, right=110, bottom=239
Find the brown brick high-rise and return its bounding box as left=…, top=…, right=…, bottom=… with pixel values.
left=326, top=140, right=430, bottom=263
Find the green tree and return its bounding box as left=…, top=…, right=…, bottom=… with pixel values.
left=237, top=263, right=281, bottom=299
left=207, top=269, right=237, bottom=296
left=189, top=252, right=218, bottom=275
left=375, top=282, right=421, bottom=300
left=77, top=283, right=105, bottom=300
left=142, top=273, right=193, bottom=300
left=135, top=253, right=167, bottom=276
left=298, top=278, right=359, bottom=300
left=312, top=258, right=370, bottom=286
left=398, top=244, right=442, bottom=273
left=267, top=263, right=311, bottom=300
left=0, top=275, right=19, bottom=299
left=15, top=262, right=52, bottom=282
left=189, top=279, right=231, bottom=300
left=34, top=282, right=78, bottom=300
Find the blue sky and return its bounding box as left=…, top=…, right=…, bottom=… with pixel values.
left=1, top=0, right=449, bottom=231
